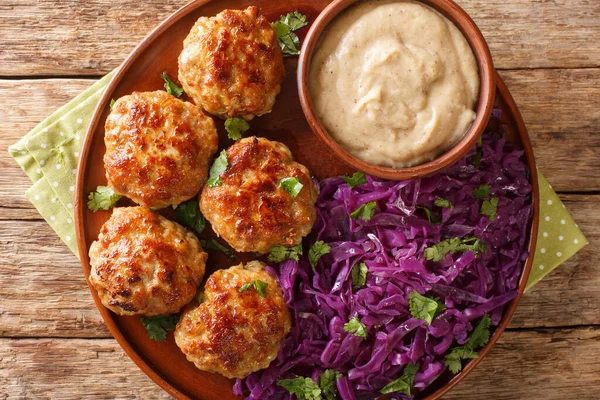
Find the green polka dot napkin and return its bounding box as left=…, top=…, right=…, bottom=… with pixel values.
left=7, top=73, right=588, bottom=289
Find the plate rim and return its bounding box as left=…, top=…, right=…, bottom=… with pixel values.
left=74, top=1, right=539, bottom=398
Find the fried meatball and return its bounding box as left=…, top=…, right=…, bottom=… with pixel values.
left=88, top=207, right=207, bottom=316
left=104, top=90, right=218, bottom=209
left=178, top=6, right=284, bottom=120
left=200, top=137, right=318, bottom=254
left=175, top=261, right=291, bottom=378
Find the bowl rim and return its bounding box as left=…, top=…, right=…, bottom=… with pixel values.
left=297, top=0, right=497, bottom=180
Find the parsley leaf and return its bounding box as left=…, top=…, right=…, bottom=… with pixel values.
left=445, top=314, right=491, bottom=374
left=87, top=186, right=122, bottom=212
left=473, top=184, right=491, bottom=199
left=141, top=315, right=179, bottom=342
left=273, top=12, right=309, bottom=57
left=280, top=177, right=304, bottom=197
left=350, top=201, right=377, bottom=222
left=472, top=151, right=482, bottom=168
left=408, top=291, right=446, bottom=325
left=161, top=72, right=184, bottom=98
left=425, top=237, right=486, bottom=262
left=419, top=207, right=440, bottom=224
left=200, top=238, right=235, bottom=261
left=225, top=117, right=249, bottom=141
left=277, top=377, right=321, bottom=400
left=380, top=363, right=419, bottom=395
left=309, top=240, right=330, bottom=269
left=320, top=369, right=342, bottom=400
left=239, top=279, right=268, bottom=298
left=434, top=196, right=453, bottom=209
left=481, top=197, right=499, bottom=222
left=351, top=262, right=368, bottom=289
left=175, top=199, right=205, bottom=234
left=207, top=150, right=228, bottom=187
left=344, top=316, right=367, bottom=340
left=341, top=172, right=367, bottom=188
left=268, top=243, right=303, bottom=263
left=109, top=98, right=116, bottom=110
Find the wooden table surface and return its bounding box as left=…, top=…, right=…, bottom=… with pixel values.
left=1, top=0, right=599, bottom=398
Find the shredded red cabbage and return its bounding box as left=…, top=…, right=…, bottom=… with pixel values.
left=234, top=116, right=532, bottom=399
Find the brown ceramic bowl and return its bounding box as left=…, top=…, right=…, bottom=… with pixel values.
left=298, top=0, right=496, bottom=180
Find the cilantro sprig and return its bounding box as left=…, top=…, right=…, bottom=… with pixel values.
left=268, top=243, right=303, bottom=263
left=473, top=184, right=491, bottom=199
left=380, top=363, right=419, bottom=395
left=425, top=236, right=486, bottom=262
left=341, top=172, right=367, bottom=188
left=350, top=201, right=377, bottom=222
left=141, top=315, right=179, bottom=342
left=161, top=72, right=184, bottom=98
left=434, top=196, right=453, bottom=209
left=207, top=150, right=228, bottom=188
left=344, top=316, right=367, bottom=340
left=320, top=369, right=342, bottom=400
left=408, top=291, right=446, bottom=325
left=308, top=240, right=330, bottom=268
left=175, top=199, right=205, bottom=234
left=351, top=262, right=368, bottom=289
left=280, top=177, right=304, bottom=197
left=277, top=377, right=321, bottom=400
left=239, top=279, right=268, bottom=298
left=273, top=12, right=309, bottom=57
left=445, top=314, right=491, bottom=374
left=225, top=117, right=249, bottom=141
left=200, top=238, right=235, bottom=261
left=481, top=197, right=499, bottom=222
left=87, top=186, right=122, bottom=212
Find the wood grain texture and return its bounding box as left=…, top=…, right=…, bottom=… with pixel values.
left=1, top=0, right=599, bottom=76
left=0, top=193, right=593, bottom=338
left=2, top=328, right=600, bottom=399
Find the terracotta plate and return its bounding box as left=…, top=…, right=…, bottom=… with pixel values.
left=74, top=0, right=539, bottom=398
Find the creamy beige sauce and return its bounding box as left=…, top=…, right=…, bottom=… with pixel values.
left=310, top=0, right=480, bottom=168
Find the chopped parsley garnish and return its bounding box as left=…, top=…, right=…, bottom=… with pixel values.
left=481, top=197, right=499, bottom=222
left=419, top=207, right=440, bottom=224
left=473, top=184, right=491, bottom=199
left=141, top=315, right=179, bottom=342
left=273, top=12, right=309, bottom=57
left=161, top=72, right=184, bottom=97
left=239, top=279, right=268, bottom=298
left=434, top=196, right=453, bottom=209
left=225, top=117, right=249, bottom=141
left=280, top=177, right=304, bottom=197
left=320, top=369, right=342, bottom=400
left=200, top=238, right=235, bottom=261
left=277, top=376, right=321, bottom=400
left=351, top=262, right=368, bottom=289
left=408, top=291, right=446, bottom=325
left=206, top=150, right=228, bottom=187
left=425, top=237, right=486, bottom=262
left=350, top=201, right=377, bottom=222
left=341, top=172, right=367, bottom=188
left=175, top=199, right=205, bottom=234
left=268, top=243, right=303, bottom=263
left=87, top=186, right=122, bottom=212
left=308, top=240, right=330, bottom=268
left=109, top=98, right=116, bottom=110
left=380, top=363, right=419, bottom=395
left=344, top=316, right=367, bottom=340
left=445, top=314, right=491, bottom=374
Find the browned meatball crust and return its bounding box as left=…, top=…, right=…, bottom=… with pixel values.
left=104, top=90, right=218, bottom=209
left=89, top=207, right=207, bottom=316
left=200, top=137, right=318, bottom=254
left=174, top=261, right=291, bottom=378
left=178, top=6, right=284, bottom=120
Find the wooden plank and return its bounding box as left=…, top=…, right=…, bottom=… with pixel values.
left=1, top=328, right=600, bottom=399
left=1, top=0, right=599, bottom=76
left=0, top=219, right=110, bottom=338
left=2, top=68, right=599, bottom=211
left=0, top=193, right=594, bottom=337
